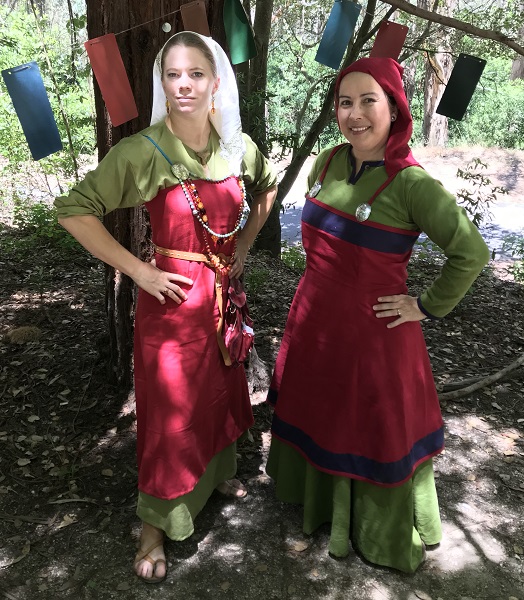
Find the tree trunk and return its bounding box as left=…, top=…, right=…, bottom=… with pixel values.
left=511, top=16, right=524, bottom=79
left=419, top=0, right=456, bottom=146
left=240, top=0, right=281, bottom=257
left=86, top=0, right=225, bottom=387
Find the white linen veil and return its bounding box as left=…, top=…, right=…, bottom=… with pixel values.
left=150, top=31, right=246, bottom=176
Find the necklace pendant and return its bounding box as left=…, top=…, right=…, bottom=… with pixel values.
left=308, top=181, right=322, bottom=198
left=355, top=203, right=371, bottom=222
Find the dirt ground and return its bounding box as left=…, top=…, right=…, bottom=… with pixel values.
left=0, top=148, right=523, bottom=599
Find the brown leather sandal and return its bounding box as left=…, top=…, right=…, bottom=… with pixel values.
left=134, top=539, right=167, bottom=584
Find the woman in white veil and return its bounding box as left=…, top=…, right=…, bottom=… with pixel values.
left=55, top=31, right=277, bottom=583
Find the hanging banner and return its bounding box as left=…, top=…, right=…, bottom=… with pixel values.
left=223, top=0, right=257, bottom=65
left=1, top=62, right=63, bottom=160
left=315, top=0, right=362, bottom=70
left=180, top=1, right=211, bottom=36
left=436, top=53, right=486, bottom=120
left=84, top=34, right=138, bottom=127
left=369, top=21, right=408, bottom=60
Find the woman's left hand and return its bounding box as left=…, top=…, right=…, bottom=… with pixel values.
left=229, top=238, right=249, bottom=279
left=373, top=294, right=426, bottom=329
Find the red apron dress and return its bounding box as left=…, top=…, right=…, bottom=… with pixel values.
left=134, top=176, right=253, bottom=500
left=268, top=173, right=444, bottom=487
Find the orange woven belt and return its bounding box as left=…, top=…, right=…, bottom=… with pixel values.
left=153, top=245, right=233, bottom=366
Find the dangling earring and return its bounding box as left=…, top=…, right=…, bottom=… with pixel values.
left=211, top=95, right=216, bottom=115
left=165, top=98, right=170, bottom=115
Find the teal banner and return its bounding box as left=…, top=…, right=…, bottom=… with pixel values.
left=315, top=1, right=362, bottom=70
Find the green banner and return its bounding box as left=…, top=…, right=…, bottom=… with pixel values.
left=223, top=0, right=257, bottom=65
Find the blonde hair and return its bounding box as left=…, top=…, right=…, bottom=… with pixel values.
left=160, top=32, right=217, bottom=79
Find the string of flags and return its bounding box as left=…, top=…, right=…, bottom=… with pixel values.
left=1, top=0, right=487, bottom=161
left=315, top=0, right=486, bottom=120
left=0, top=0, right=256, bottom=160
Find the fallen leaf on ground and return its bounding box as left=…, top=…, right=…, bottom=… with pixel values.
left=292, top=540, right=309, bottom=552
left=116, top=582, right=131, bottom=591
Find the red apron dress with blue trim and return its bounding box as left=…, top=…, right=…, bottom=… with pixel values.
left=134, top=176, right=253, bottom=500
left=268, top=153, right=444, bottom=487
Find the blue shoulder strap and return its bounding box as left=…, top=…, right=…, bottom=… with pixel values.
left=142, top=134, right=173, bottom=166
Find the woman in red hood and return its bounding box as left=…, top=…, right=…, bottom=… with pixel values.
left=266, top=57, right=490, bottom=572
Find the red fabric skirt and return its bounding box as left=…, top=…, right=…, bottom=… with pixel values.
left=268, top=197, right=444, bottom=487
left=135, top=178, right=253, bottom=499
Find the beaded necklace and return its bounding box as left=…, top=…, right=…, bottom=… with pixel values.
left=141, top=135, right=246, bottom=276
left=179, top=176, right=246, bottom=275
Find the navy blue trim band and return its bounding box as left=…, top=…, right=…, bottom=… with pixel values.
left=302, top=199, right=418, bottom=255
left=267, top=388, right=278, bottom=406
left=417, top=297, right=441, bottom=320
left=271, top=412, right=444, bottom=485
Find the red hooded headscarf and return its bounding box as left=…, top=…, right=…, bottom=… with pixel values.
left=334, top=57, right=420, bottom=178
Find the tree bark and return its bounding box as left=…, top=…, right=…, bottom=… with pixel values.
left=511, top=11, right=524, bottom=80
left=419, top=0, right=456, bottom=146
left=243, top=0, right=281, bottom=258
left=86, top=0, right=225, bottom=387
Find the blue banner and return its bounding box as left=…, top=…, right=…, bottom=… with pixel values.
left=315, top=1, right=362, bottom=70
left=2, top=62, right=62, bottom=160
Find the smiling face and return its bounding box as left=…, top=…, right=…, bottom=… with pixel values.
left=161, top=44, right=219, bottom=120
left=337, top=71, right=398, bottom=164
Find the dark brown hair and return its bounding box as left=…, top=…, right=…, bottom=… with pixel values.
left=160, top=32, right=217, bottom=79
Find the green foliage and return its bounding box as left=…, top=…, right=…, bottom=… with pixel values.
left=0, top=4, right=95, bottom=182
left=267, top=18, right=342, bottom=159
left=502, top=234, right=524, bottom=283
left=456, top=158, right=507, bottom=227
left=12, top=196, right=80, bottom=251
left=244, top=265, right=270, bottom=300
left=408, top=55, right=524, bottom=149
left=281, top=241, right=306, bottom=273
left=448, top=59, right=524, bottom=149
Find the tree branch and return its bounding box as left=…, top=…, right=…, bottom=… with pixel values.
left=438, top=353, right=524, bottom=401
left=380, top=0, right=524, bottom=56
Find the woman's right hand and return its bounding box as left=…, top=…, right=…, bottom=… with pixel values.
left=134, top=259, right=193, bottom=305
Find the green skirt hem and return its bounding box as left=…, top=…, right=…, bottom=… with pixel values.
left=266, top=438, right=441, bottom=573
left=137, top=440, right=239, bottom=541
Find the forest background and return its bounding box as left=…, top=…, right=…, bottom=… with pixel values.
left=1, top=2, right=524, bottom=598
left=1, top=0, right=524, bottom=385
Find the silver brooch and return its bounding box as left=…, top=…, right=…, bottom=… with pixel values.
left=355, top=203, right=372, bottom=222
left=171, top=163, right=190, bottom=181
left=308, top=181, right=322, bottom=197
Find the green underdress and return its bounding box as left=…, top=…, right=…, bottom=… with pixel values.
left=137, top=441, right=238, bottom=541
left=266, top=438, right=442, bottom=573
